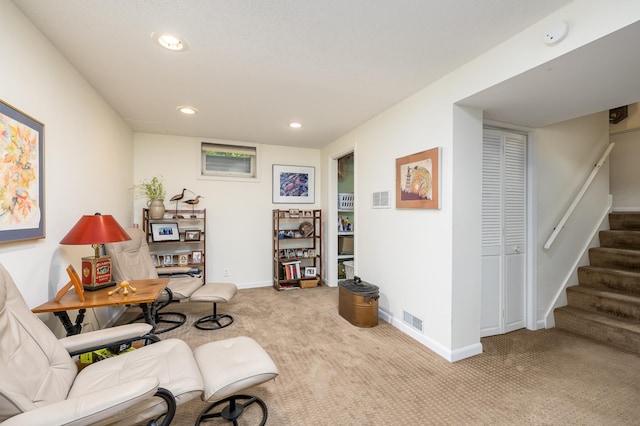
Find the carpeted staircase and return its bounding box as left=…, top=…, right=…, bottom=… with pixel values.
left=554, top=212, right=640, bottom=354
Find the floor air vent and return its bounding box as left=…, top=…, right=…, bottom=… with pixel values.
left=403, top=310, right=423, bottom=332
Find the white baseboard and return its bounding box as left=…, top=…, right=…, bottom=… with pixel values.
left=379, top=309, right=482, bottom=362
left=543, top=316, right=555, bottom=328
left=611, top=206, right=640, bottom=212
left=237, top=280, right=272, bottom=289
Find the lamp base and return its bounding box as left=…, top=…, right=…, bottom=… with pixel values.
left=81, top=255, right=114, bottom=290
left=84, top=281, right=117, bottom=291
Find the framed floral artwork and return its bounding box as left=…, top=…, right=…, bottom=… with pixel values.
left=0, top=99, right=45, bottom=243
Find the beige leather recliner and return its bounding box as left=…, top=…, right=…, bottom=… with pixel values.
left=0, top=263, right=278, bottom=425
left=105, top=227, right=214, bottom=333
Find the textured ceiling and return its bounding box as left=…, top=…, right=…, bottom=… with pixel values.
left=13, top=0, right=570, bottom=147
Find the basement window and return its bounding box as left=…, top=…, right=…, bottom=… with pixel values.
left=201, top=142, right=258, bottom=179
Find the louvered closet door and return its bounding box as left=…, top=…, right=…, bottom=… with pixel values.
left=481, top=129, right=527, bottom=337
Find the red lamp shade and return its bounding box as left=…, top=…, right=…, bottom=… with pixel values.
left=60, top=213, right=131, bottom=291
left=60, top=213, right=131, bottom=255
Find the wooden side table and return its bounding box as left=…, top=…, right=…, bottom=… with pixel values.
left=32, top=278, right=169, bottom=336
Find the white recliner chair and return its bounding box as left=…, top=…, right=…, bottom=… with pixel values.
left=105, top=227, right=237, bottom=333
left=0, top=263, right=278, bottom=425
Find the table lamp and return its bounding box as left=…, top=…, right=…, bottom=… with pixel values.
left=60, top=213, right=131, bottom=291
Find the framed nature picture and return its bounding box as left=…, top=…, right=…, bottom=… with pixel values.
left=396, top=147, right=440, bottom=209
left=0, top=99, right=45, bottom=243
left=272, top=164, right=315, bottom=204
left=150, top=222, right=180, bottom=242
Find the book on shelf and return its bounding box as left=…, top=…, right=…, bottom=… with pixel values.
left=282, top=260, right=302, bottom=280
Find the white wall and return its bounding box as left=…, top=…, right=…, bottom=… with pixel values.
left=0, top=0, right=134, bottom=331
left=610, top=103, right=640, bottom=211
left=451, top=105, right=483, bottom=354
left=321, top=1, right=640, bottom=361
left=611, top=129, right=640, bottom=210
left=133, top=133, right=321, bottom=287
left=534, top=112, right=611, bottom=326
left=323, top=82, right=463, bottom=359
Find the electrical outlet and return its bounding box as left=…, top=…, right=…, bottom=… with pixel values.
left=223, top=268, right=230, bottom=277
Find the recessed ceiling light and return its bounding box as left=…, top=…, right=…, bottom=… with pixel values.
left=177, top=106, right=198, bottom=115
left=152, top=32, right=189, bottom=52
left=289, top=122, right=302, bottom=129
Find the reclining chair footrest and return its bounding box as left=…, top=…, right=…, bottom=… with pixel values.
left=190, top=283, right=238, bottom=331
left=193, top=336, right=278, bottom=426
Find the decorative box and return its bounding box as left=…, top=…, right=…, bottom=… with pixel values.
left=81, top=256, right=114, bottom=290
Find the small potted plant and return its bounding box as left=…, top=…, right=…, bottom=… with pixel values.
left=135, top=176, right=166, bottom=219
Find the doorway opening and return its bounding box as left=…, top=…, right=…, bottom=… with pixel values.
left=337, top=153, right=354, bottom=280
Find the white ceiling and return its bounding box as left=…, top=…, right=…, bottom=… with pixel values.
left=12, top=0, right=575, bottom=148
left=461, top=20, right=640, bottom=128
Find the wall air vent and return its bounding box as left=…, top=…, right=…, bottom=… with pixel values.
left=403, top=310, right=423, bottom=332
left=372, top=190, right=390, bottom=208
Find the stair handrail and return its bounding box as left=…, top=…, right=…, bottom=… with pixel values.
left=544, top=142, right=615, bottom=250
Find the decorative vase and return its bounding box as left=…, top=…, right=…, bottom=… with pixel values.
left=147, top=199, right=165, bottom=219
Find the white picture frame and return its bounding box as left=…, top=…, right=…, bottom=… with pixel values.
left=150, top=222, right=180, bottom=242
left=272, top=164, right=315, bottom=204
left=304, top=267, right=317, bottom=277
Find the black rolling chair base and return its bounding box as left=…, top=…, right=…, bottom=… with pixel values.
left=129, top=311, right=187, bottom=334
left=130, top=287, right=187, bottom=334
left=194, top=313, right=233, bottom=331
left=152, top=312, right=187, bottom=334
left=196, top=394, right=268, bottom=426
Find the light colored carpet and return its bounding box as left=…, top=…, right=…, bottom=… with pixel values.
left=118, top=285, right=640, bottom=425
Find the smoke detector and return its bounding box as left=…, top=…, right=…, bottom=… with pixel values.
left=544, top=21, right=568, bottom=45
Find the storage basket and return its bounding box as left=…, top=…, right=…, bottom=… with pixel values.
left=300, top=278, right=319, bottom=288
left=343, top=261, right=354, bottom=280
left=338, top=193, right=354, bottom=211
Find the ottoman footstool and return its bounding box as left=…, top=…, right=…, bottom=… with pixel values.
left=193, top=336, right=279, bottom=425
left=190, top=282, right=238, bottom=330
